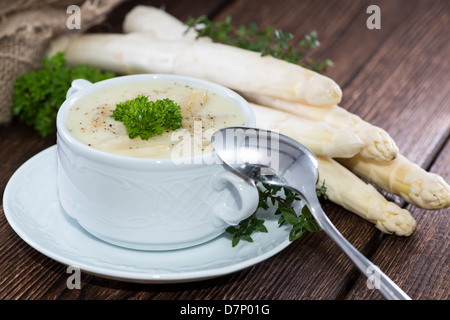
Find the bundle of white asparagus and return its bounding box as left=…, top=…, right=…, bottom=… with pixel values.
left=47, top=5, right=450, bottom=236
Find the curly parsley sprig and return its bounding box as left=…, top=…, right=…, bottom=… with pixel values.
left=185, top=15, right=333, bottom=73
left=12, top=52, right=115, bottom=137
left=111, top=95, right=183, bottom=140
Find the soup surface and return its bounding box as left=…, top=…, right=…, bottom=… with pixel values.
left=66, top=80, right=247, bottom=158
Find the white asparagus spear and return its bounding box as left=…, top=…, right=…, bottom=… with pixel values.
left=338, top=154, right=450, bottom=210
left=250, top=103, right=364, bottom=158
left=123, top=5, right=200, bottom=40
left=242, top=92, right=399, bottom=162
left=47, top=32, right=342, bottom=107
left=126, top=6, right=350, bottom=107
left=316, top=157, right=416, bottom=236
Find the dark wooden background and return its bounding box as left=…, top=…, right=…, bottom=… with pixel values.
left=0, top=0, right=448, bottom=301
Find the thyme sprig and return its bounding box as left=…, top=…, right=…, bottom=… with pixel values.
left=185, top=15, right=333, bottom=73
left=226, top=182, right=325, bottom=247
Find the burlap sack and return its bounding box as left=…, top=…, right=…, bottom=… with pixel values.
left=0, top=0, right=125, bottom=124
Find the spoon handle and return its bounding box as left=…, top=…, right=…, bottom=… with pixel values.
left=310, top=203, right=411, bottom=300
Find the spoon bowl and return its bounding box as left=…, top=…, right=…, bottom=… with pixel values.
left=212, top=127, right=411, bottom=300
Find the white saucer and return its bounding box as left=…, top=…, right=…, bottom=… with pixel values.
left=3, top=146, right=293, bottom=283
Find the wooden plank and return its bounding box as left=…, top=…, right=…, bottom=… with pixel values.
left=87, top=0, right=231, bottom=33
left=338, top=0, right=450, bottom=300
left=346, top=137, right=449, bottom=300
left=213, top=0, right=416, bottom=96
left=342, top=0, right=450, bottom=165
left=0, top=120, right=56, bottom=199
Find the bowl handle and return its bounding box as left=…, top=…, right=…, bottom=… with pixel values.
left=66, top=79, right=93, bottom=99
left=212, top=171, right=259, bottom=226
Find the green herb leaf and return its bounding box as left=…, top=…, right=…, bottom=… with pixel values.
left=111, top=96, right=183, bottom=140
left=289, top=224, right=306, bottom=241
left=225, top=182, right=324, bottom=247
left=185, top=15, right=332, bottom=73
left=281, top=208, right=300, bottom=226
left=226, top=213, right=268, bottom=247
left=316, top=174, right=328, bottom=200
left=12, top=52, right=115, bottom=137
left=231, top=235, right=240, bottom=247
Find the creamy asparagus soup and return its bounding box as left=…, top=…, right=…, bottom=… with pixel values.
left=66, top=81, right=247, bottom=158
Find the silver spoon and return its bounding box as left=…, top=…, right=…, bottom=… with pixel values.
left=212, top=127, right=411, bottom=300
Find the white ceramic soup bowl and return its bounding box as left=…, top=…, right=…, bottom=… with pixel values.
left=56, top=74, right=258, bottom=250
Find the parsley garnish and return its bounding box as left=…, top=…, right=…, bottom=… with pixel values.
left=226, top=183, right=325, bottom=247
left=12, top=52, right=115, bottom=137
left=111, top=95, right=183, bottom=140
left=185, top=15, right=333, bottom=73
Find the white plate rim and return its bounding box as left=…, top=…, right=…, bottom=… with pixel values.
left=3, top=145, right=294, bottom=283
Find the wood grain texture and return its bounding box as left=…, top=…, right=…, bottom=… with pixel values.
left=347, top=138, right=450, bottom=300
left=342, top=0, right=450, bottom=165
left=0, top=0, right=448, bottom=301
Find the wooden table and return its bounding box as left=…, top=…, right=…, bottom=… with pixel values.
left=0, top=0, right=448, bottom=302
